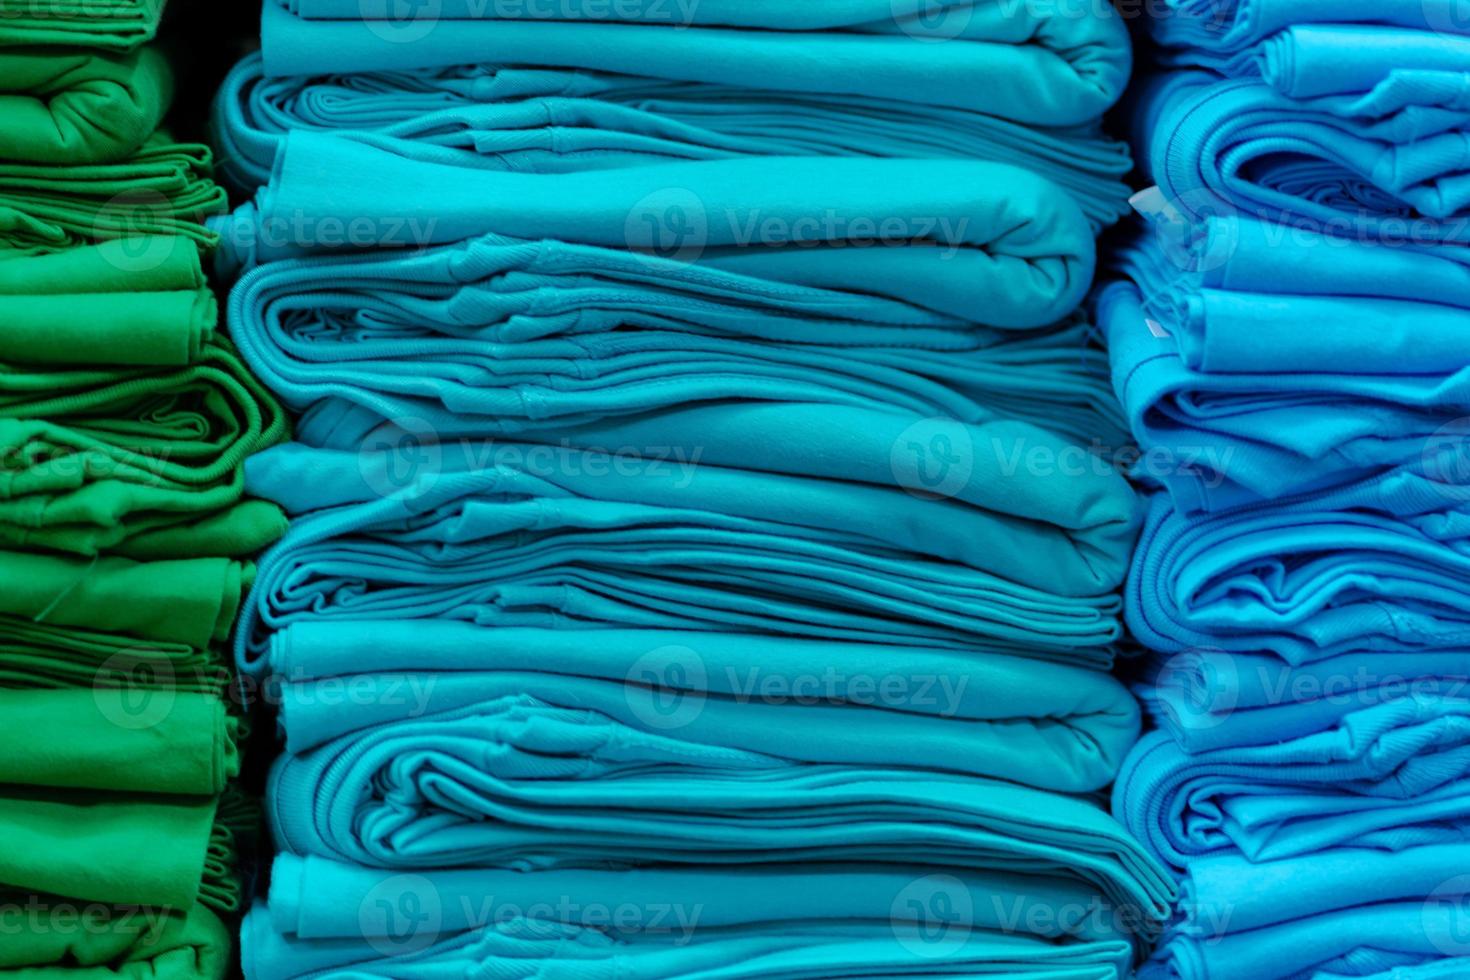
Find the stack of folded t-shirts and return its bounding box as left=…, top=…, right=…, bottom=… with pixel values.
left=210, top=3, right=1176, bottom=977
left=1103, top=3, right=1470, bottom=978
left=0, top=10, right=289, bottom=980
left=219, top=133, right=1129, bottom=451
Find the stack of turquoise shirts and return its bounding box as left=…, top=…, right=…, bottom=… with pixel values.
left=1105, top=3, right=1470, bottom=978
left=210, top=3, right=1175, bottom=977
left=0, top=8, right=291, bottom=980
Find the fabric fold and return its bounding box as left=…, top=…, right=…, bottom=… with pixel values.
left=256, top=0, right=1131, bottom=127
left=0, top=135, right=226, bottom=255
left=0, top=689, right=239, bottom=908
left=246, top=855, right=1144, bottom=980
left=1131, top=71, right=1470, bottom=239
left=234, top=416, right=1139, bottom=671
left=0, top=900, right=232, bottom=980
left=0, top=548, right=252, bottom=648
left=226, top=227, right=1125, bottom=440
left=0, top=0, right=166, bottom=49
left=1096, top=265, right=1470, bottom=510
left=0, top=45, right=172, bottom=165
left=0, top=339, right=290, bottom=558
left=212, top=52, right=1133, bottom=228
left=219, top=130, right=1096, bottom=330
left=258, top=619, right=1143, bottom=789
left=1126, top=484, right=1470, bottom=663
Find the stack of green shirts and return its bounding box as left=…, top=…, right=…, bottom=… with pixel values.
left=0, top=14, right=289, bottom=980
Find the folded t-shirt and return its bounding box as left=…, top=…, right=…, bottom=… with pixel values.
left=256, top=0, right=1131, bottom=127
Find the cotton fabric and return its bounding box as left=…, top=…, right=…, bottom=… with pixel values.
left=256, top=0, right=1132, bottom=128
left=248, top=856, right=1146, bottom=980
left=212, top=52, right=1133, bottom=229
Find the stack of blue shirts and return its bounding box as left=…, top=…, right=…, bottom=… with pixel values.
left=1105, top=3, right=1470, bottom=978
left=210, top=3, right=1175, bottom=977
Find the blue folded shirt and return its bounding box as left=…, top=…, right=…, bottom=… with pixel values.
left=1147, top=0, right=1467, bottom=56
left=235, top=415, right=1140, bottom=674
left=1142, top=844, right=1470, bottom=979
left=1097, top=259, right=1470, bottom=510
left=246, top=856, right=1148, bottom=980
left=1127, top=485, right=1470, bottom=664
left=1131, top=71, right=1470, bottom=238
left=256, top=0, right=1132, bottom=127
left=216, top=132, right=1096, bottom=326
left=213, top=52, right=1133, bottom=228
left=1116, top=703, right=1470, bottom=874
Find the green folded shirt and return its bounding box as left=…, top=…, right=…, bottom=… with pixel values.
left=0, top=237, right=214, bottom=366
left=0, top=46, right=172, bottom=164
left=0, top=339, right=290, bottom=558
left=0, top=689, right=238, bottom=907
left=0, top=136, right=224, bottom=255
left=0, top=0, right=167, bottom=51
left=0, top=616, right=228, bottom=696
left=0, top=899, right=231, bottom=980
left=0, top=549, right=251, bottom=648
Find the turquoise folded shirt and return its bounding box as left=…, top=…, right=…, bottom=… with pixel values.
left=234, top=407, right=1138, bottom=672
left=247, top=856, right=1149, bottom=980
left=211, top=52, right=1133, bottom=229
left=217, top=131, right=1096, bottom=329
left=256, top=0, right=1131, bottom=127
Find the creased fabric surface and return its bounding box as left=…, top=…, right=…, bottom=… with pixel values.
left=214, top=130, right=1127, bottom=460
left=0, top=134, right=226, bottom=255
left=218, top=130, right=1097, bottom=329
left=0, top=338, right=290, bottom=558
left=1130, top=71, right=1470, bottom=240
left=1140, top=844, right=1470, bottom=980
left=0, top=45, right=172, bottom=164
left=224, top=238, right=1122, bottom=444
left=0, top=0, right=165, bottom=49
left=212, top=52, right=1133, bottom=229
left=257, top=639, right=1166, bottom=906
left=0, top=688, right=238, bottom=908
left=1127, top=484, right=1470, bottom=664
left=1147, top=0, right=1468, bottom=56
left=256, top=0, right=1131, bottom=127
left=1147, top=0, right=1470, bottom=102
left=258, top=618, right=1142, bottom=790
left=249, top=856, right=1144, bottom=980
left=0, top=236, right=214, bottom=365
left=0, top=900, right=233, bottom=980
left=234, top=414, right=1139, bottom=671
left=1097, top=264, right=1470, bottom=511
